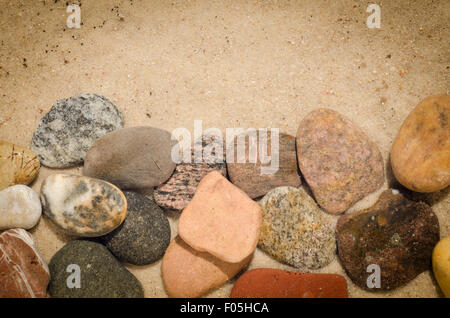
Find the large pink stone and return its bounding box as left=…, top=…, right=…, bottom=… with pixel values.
left=296, top=108, right=384, bottom=214
left=0, top=229, right=50, bottom=298
left=178, top=171, right=262, bottom=263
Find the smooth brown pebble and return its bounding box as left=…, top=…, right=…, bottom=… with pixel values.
left=227, top=132, right=301, bottom=199
left=83, top=126, right=176, bottom=189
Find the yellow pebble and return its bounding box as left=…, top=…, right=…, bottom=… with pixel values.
left=0, top=140, right=40, bottom=191
left=433, top=236, right=450, bottom=297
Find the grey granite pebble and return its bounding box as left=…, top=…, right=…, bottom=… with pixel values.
left=258, top=186, right=337, bottom=270
left=31, top=94, right=124, bottom=168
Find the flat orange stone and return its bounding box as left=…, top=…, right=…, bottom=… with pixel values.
left=230, top=268, right=348, bottom=298
left=178, top=171, right=262, bottom=263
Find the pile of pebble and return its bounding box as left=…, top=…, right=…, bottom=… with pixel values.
left=0, top=93, right=449, bottom=298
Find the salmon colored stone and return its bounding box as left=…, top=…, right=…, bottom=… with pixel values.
left=230, top=268, right=348, bottom=298
left=162, top=236, right=252, bottom=298
left=178, top=171, right=262, bottom=263
left=0, top=229, right=50, bottom=298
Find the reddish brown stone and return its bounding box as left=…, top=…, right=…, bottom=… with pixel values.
left=227, top=132, right=301, bottom=199
left=0, top=229, right=50, bottom=298
left=162, top=236, right=252, bottom=298
left=336, top=190, right=440, bottom=291
left=296, top=108, right=384, bottom=214
left=230, top=268, right=348, bottom=298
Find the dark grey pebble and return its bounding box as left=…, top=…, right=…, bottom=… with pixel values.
left=48, top=240, right=144, bottom=298
left=100, top=191, right=171, bottom=265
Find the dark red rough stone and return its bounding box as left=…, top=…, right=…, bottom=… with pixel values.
left=230, top=268, right=348, bottom=298
left=336, top=190, right=440, bottom=291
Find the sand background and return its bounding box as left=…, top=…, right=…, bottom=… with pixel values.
left=0, top=0, right=448, bottom=297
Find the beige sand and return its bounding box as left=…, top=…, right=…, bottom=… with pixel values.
left=0, top=0, right=448, bottom=297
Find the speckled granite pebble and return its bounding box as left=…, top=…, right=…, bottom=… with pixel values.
left=31, top=94, right=124, bottom=168
left=296, top=108, right=384, bottom=214
left=154, top=138, right=227, bottom=211
left=336, top=189, right=440, bottom=291
left=0, top=140, right=40, bottom=191
left=258, top=186, right=336, bottom=270
left=40, top=174, right=127, bottom=237
left=100, top=191, right=170, bottom=265
left=49, top=240, right=143, bottom=298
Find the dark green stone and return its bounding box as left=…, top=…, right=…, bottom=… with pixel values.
left=48, top=240, right=144, bottom=298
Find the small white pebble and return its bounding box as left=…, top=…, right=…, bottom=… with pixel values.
left=392, top=189, right=400, bottom=195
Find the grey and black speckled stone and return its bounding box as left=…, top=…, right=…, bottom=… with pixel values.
left=31, top=94, right=124, bottom=168
left=154, top=138, right=227, bottom=211
left=100, top=191, right=171, bottom=265
left=48, top=240, right=144, bottom=298
left=258, top=186, right=337, bottom=270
